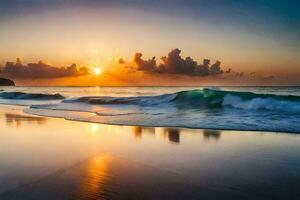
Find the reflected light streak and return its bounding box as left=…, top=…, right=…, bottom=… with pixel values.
left=78, top=155, right=112, bottom=199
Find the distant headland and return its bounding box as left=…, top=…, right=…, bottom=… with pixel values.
left=0, top=78, right=15, bottom=86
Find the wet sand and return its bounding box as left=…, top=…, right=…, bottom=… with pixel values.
left=0, top=106, right=300, bottom=199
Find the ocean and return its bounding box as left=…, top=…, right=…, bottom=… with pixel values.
left=0, top=86, right=299, bottom=133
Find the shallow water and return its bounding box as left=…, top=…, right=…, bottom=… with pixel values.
left=0, top=106, right=300, bottom=199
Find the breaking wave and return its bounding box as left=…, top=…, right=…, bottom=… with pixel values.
left=1, top=88, right=300, bottom=133
left=61, top=88, right=300, bottom=113
left=0, top=91, right=65, bottom=100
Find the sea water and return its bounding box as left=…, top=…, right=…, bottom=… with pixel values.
left=0, top=86, right=299, bottom=133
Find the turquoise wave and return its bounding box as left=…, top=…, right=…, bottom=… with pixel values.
left=0, top=91, right=65, bottom=100
left=62, top=88, right=300, bottom=111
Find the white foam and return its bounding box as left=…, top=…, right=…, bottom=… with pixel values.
left=222, top=94, right=300, bottom=113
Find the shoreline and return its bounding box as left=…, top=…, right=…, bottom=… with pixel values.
left=0, top=104, right=298, bottom=134
left=1, top=86, right=299, bottom=134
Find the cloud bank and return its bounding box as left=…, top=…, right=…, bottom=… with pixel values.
left=1, top=58, right=89, bottom=78
left=127, top=48, right=228, bottom=76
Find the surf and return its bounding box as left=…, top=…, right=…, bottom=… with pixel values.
left=1, top=88, right=300, bottom=133
left=57, top=88, right=300, bottom=113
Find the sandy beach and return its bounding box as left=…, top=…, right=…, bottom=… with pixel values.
left=0, top=105, right=299, bottom=199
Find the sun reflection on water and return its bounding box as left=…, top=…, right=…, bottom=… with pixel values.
left=78, top=155, right=112, bottom=199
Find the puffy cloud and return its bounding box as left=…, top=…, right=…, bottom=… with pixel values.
left=159, top=48, right=197, bottom=74
left=196, top=59, right=210, bottom=76
left=134, top=53, right=156, bottom=72
left=1, top=58, right=89, bottom=78
left=130, top=48, right=228, bottom=76
left=210, top=60, right=223, bottom=75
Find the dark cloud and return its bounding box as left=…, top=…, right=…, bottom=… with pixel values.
left=118, top=58, right=125, bottom=64
left=1, top=58, right=89, bottom=78
left=225, top=68, right=232, bottom=73
left=134, top=53, right=156, bottom=72
left=130, top=48, right=228, bottom=76
left=209, top=60, right=223, bottom=75
left=158, top=49, right=197, bottom=74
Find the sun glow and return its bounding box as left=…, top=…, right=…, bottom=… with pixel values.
left=93, top=67, right=102, bottom=75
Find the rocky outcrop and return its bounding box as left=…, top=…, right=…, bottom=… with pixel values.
left=0, top=78, right=15, bottom=86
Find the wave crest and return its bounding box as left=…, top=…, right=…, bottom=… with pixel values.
left=0, top=91, right=65, bottom=100
left=22, top=88, right=300, bottom=133
left=61, top=88, right=300, bottom=113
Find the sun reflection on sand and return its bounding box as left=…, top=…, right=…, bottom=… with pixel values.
left=90, top=123, right=100, bottom=133
left=78, top=155, right=112, bottom=199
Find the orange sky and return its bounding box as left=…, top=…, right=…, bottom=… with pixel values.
left=0, top=1, right=299, bottom=85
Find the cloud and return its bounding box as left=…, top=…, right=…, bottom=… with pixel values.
left=118, top=58, right=125, bottom=64
left=1, top=58, right=89, bottom=78
left=134, top=53, right=156, bottom=72
left=158, top=48, right=197, bottom=74
left=129, top=48, right=226, bottom=76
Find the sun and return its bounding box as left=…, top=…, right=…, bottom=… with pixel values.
left=93, top=67, right=102, bottom=75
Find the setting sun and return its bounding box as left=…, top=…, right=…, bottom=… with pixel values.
left=93, top=67, right=102, bottom=75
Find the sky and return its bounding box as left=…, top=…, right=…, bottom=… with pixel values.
left=0, top=0, right=299, bottom=85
